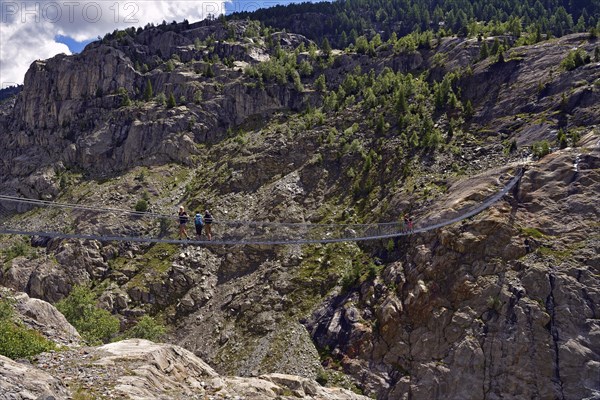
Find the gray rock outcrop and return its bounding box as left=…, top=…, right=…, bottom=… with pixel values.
left=21, top=339, right=370, bottom=399
left=13, top=291, right=82, bottom=347
left=0, top=355, right=70, bottom=400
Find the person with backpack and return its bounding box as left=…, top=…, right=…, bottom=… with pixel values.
left=204, top=209, right=213, bottom=240
left=194, top=211, right=204, bottom=239
left=178, top=206, right=189, bottom=240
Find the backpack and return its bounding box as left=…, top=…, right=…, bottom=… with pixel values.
left=194, top=214, right=204, bottom=227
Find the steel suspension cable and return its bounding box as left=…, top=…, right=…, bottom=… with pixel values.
left=0, top=168, right=523, bottom=245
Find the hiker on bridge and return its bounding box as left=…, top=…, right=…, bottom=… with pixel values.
left=204, top=209, right=213, bottom=240
left=194, top=211, right=204, bottom=239
left=178, top=206, right=190, bottom=240
left=403, top=214, right=413, bottom=233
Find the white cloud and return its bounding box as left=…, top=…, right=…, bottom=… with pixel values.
left=0, top=21, right=71, bottom=86
left=0, top=1, right=229, bottom=85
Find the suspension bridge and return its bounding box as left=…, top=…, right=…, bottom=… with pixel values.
left=0, top=168, right=523, bottom=246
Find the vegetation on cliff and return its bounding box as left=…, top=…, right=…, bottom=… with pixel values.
left=0, top=1, right=599, bottom=398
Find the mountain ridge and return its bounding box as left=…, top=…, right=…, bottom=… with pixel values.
left=0, top=7, right=599, bottom=399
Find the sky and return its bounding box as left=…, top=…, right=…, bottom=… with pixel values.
left=0, top=0, right=319, bottom=88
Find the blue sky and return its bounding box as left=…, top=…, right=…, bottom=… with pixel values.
left=54, top=35, right=94, bottom=54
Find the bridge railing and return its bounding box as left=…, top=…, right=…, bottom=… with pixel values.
left=0, top=168, right=523, bottom=245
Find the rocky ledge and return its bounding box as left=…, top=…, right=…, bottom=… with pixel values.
left=1, top=339, right=369, bottom=400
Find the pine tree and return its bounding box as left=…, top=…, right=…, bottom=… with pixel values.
left=167, top=92, right=176, bottom=108
left=321, top=37, right=332, bottom=57
left=490, top=38, right=500, bottom=55
left=464, top=100, right=474, bottom=119
left=143, top=79, right=153, bottom=101
left=121, top=93, right=131, bottom=107
left=479, top=41, right=489, bottom=60
left=315, top=74, right=327, bottom=92
left=409, top=131, right=420, bottom=148
left=557, top=128, right=568, bottom=149
left=371, top=33, right=382, bottom=48
left=375, top=114, right=386, bottom=135
left=339, top=31, right=348, bottom=48
left=497, top=51, right=505, bottom=63
left=396, top=90, right=408, bottom=114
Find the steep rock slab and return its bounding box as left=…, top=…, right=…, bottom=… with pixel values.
left=0, top=355, right=70, bottom=400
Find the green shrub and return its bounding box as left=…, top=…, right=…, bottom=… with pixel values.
left=557, top=128, right=568, bottom=149
left=486, top=296, right=502, bottom=311
left=123, top=315, right=166, bottom=341
left=194, top=90, right=203, bottom=104
left=0, top=297, right=15, bottom=321
left=158, top=217, right=171, bottom=237
left=56, top=285, right=119, bottom=345
left=521, top=227, right=545, bottom=239
left=0, top=298, right=56, bottom=359
left=386, top=239, right=395, bottom=253
left=569, top=130, right=581, bottom=146
left=0, top=321, right=57, bottom=359
left=316, top=369, right=329, bottom=386
left=340, top=263, right=362, bottom=291
left=156, top=92, right=166, bottom=106
left=167, top=93, right=177, bottom=108
left=503, top=138, right=517, bottom=154
left=120, top=93, right=131, bottom=107
left=204, top=64, right=215, bottom=78
left=561, top=48, right=591, bottom=71
left=135, top=199, right=148, bottom=212
left=1, top=240, right=28, bottom=263
left=532, top=140, right=551, bottom=158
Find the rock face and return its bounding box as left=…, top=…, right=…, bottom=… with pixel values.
left=15, top=339, right=369, bottom=400
left=0, top=19, right=313, bottom=196
left=1, top=15, right=600, bottom=400
left=13, top=291, right=82, bottom=347
left=304, top=137, right=600, bottom=399
left=0, top=241, right=109, bottom=304
left=0, top=355, right=70, bottom=400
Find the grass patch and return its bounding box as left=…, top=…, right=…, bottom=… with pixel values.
left=72, top=386, right=102, bottom=400
left=537, top=246, right=572, bottom=260
left=290, top=243, right=382, bottom=316
left=521, top=227, right=546, bottom=239
left=124, top=242, right=177, bottom=289
left=1, top=239, right=30, bottom=263
left=1, top=239, right=37, bottom=272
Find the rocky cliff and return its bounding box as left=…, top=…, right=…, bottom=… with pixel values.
left=1, top=16, right=599, bottom=400
left=305, top=135, right=600, bottom=399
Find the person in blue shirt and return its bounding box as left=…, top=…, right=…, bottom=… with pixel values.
left=194, top=211, right=204, bottom=239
